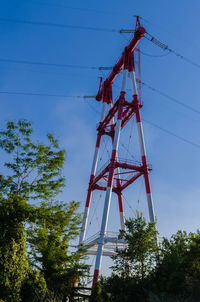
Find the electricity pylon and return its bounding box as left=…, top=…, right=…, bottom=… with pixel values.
left=79, top=17, right=156, bottom=287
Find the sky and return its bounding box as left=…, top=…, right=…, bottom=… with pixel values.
left=1, top=0, right=200, bottom=276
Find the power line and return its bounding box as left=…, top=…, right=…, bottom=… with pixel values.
left=120, top=29, right=200, bottom=70
left=0, top=65, right=98, bottom=78
left=0, top=58, right=98, bottom=70
left=144, top=33, right=200, bottom=70
left=3, top=16, right=200, bottom=71
left=113, top=80, right=200, bottom=117
left=143, top=119, right=200, bottom=149
left=141, top=81, right=200, bottom=116
left=0, top=17, right=118, bottom=33
left=140, top=49, right=171, bottom=58
left=1, top=57, right=200, bottom=117
left=0, top=90, right=95, bottom=99
left=121, top=193, right=136, bottom=217
left=85, top=99, right=100, bottom=114
left=169, top=49, right=200, bottom=69
left=2, top=57, right=198, bottom=117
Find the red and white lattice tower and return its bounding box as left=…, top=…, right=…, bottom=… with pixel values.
left=79, top=17, right=156, bottom=287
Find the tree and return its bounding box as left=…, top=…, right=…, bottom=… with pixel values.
left=20, top=269, right=47, bottom=302
left=186, top=231, right=200, bottom=299
left=91, top=213, right=159, bottom=302
left=0, top=119, right=65, bottom=301
left=89, top=281, right=104, bottom=302
left=90, top=214, right=200, bottom=302
left=27, top=200, right=89, bottom=301
left=0, top=119, right=65, bottom=201
left=0, top=195, right=30, bottom=301
left=153, top=230, right=200, bottom=301
left=112, top=212, right=158, bottom=281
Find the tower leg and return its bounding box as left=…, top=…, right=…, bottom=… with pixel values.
left=92, top=69, right=128, bottom=287
left=116, top=171, right=125, bottom=230
left=117, top=189, right=125, bottom=230
left=79, top=102, right=107, bottom=245
left=129, top=71, right=156, bottom=223
left=109, top=104, right=125, bottom=231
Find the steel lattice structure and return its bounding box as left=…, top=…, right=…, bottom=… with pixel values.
left=79, top=17, right=156, bottom=287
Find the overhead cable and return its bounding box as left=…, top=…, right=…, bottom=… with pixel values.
left=0, top=90, right=95, bottom=99
left=145, top=33, right=200, bottom=69
left=120, top=30, right=200, bottom=70
left=1, top=58, right=200, bottom=116
left=139, top=49, right=170, bottom=58
left=0, top=58, right=98, bottom=70
left=113, top=80, right=200, bottom=117
left=0, top=17, right=118, bottom=33
left=2, top=16, right=200, bottom=70
left=141, top=81, right=200, bottom=115
left=143, top=119, right=200, bottom=149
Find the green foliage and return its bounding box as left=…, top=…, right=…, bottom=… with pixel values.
left=93, top=212, right=200, bottom=302
left=28, top=200, right=89, bottom=301
left=90, top=214, right=158, bottom=302
left=0, top=195, right=30, bottom=301
left=0, top=119, right=65, bottom=201
left=0, top=119, right=85, bottom=302
left=153, top=230, right=200, bottom=301
left=89, top=282, right=104, bottom=302
left=154, top=231, right=190, bottom=296
left=97, top=221, right=200, bottom=302
left=0, top=226, right=28, bottom=302
left=112, top=212, right=158, bottom=281
left=4, top=119, right=200, bottom=301
left=21, top=269, right=47, bottom=302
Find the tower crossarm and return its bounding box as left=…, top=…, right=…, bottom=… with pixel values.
left=96, top=26, right=146, bottom=102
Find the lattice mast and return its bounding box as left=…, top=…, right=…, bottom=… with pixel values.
left=79, top=17, right=156, bottom=287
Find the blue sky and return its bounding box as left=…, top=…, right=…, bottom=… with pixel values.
left=1, top=0, right=200, bottom=274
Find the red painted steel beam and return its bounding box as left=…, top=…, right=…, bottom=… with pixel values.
left=93, top=184, right=107, bottom=191
left=121, top=172, right=143, bottom=191
left=122, top=110, right=135, bottom=128
left=94, top=184, right=118, bottom=193
left=97, top=99, right=119, bottom=132
left=114, top=170, right=136, bottom=176
left=116, top=162, right=143, bottom=172
left=121, top=101, right=142, bottom=129
left=91, top=161, right=147, bottom=190
left=91, top=165, right=110, bottom=188
left=96, top=26, right=146, bottom=102
left=121, top=102, right=142, bottom=129
left=121, top=106, right=131, bottom=120
left=98, top=102, right=140, bottom=139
